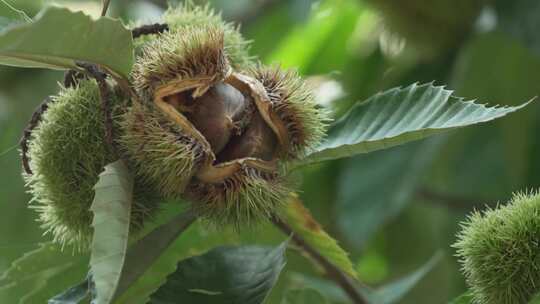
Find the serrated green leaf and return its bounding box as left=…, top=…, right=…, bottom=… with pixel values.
left=0, top=6, right=133, bottom=79
left=149, top=242, right=288, bottom=304
left=303, top=82, right=531, bottom=165
left=90, top=160, right=133, bottom=304
left=48, top=277, right=91, bottom=304
left=0, top=242, right=88, bottom=304
left=284, top=194, right=357, bottom=279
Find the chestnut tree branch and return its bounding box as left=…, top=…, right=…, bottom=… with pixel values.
left=270, top=216, right=369, bottom=304
left=132, top=23, right=169, bottom=39
left=76, top=61, right=117, bottom=158
left=19, top=97, right=52, bottom=175
left=101, top=0, right=111, bottom=17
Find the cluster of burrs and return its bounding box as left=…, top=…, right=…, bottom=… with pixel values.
left=22, top=3, right=328, bottom=247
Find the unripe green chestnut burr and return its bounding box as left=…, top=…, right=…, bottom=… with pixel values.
left=25, top=80, right=159, bottom=248
left=25, top=2, right=330, bottom=245
left=24, top=3, right=254, bottom=247
left=454, top=191, right=540, bottom=304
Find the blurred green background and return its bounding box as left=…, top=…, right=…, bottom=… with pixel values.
left=1, top=0, right=539, bottom=303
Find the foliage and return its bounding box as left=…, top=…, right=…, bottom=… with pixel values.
left=149, top=242, right=287, bottom=304
left=0, top=7, right=133, bottom=79
left=0, top=0, right=539, bottom=304
left=303, top=83, right=530, bottom=165
left=0, top=243, right=87, bottom=303
left=90, top=160, right=133, bottom=304
left=283, top=194, right=357, bottom=279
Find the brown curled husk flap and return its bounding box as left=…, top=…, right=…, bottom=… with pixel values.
left=149, top=71, right=295, bottom=225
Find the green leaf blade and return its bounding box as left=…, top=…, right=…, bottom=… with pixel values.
left=0, top=243, right=88, bottom=304
left=90, top=160, right=133, bottom=304
left=368, top=252, right=443, bottom=304
left=0, top=7, right=133, bottom=79
left=149, top=242, right=288, bottom=304
left=48, top=277, right=90, bottom=304
left=113, top=210, right=196, bottom=300
left=284, top=195, right=357, bottom=279
left=304, top=83, right=531, bottom=164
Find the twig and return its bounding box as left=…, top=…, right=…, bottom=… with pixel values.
left=21, top=19, right=169, bottom=174
left=21, top=67, right=91, bottom=175
left=76, top=61, right=117, bottom=157
left=19, top=97, right=52, bottom=175
left=271, top=216, right=368, bottom=304
left=101, top=0, right=111, bottom=17
left=132, top=23, right=169, bottom=39
left=63, top=69, right=86, bottom=88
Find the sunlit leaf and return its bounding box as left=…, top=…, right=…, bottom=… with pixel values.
left=0, top=7, right=133, bottom=79
left=267, top=0, right=362, bottom=74
left=90, top=160, right=133, bottom=304
left=149, top=242, right=288, bottom=304
left=284, top=194, right=357, bottom=279
left=303, top=82, right=531, bottom=165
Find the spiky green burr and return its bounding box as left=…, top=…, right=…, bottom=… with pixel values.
left=454, top=191, right=540, bottom=304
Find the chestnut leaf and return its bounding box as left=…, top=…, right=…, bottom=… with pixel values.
left=0, top=7, right=133, bottom=79
left=289, top=252, right=442, bottom=304
left=149, top=242, right=288, bottom=304
left=113, top=210, right=196, bottom=301
left=302, top=82, right=532, bottom=165
left=284, top=194, right=357, bottom=279
left=48, top=276, right=92, bottom=304
left=90, top=160, right=133, bottom=304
